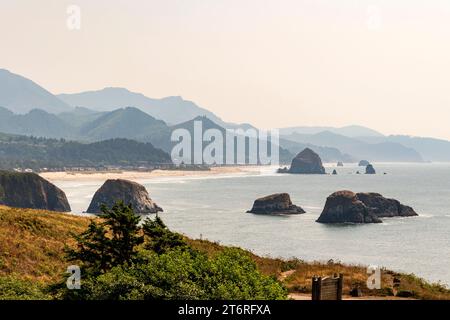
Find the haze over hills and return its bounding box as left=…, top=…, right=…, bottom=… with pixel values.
left=0, top=104, right=439, bottom=163
left=2, top=68, right=450, bottom=163
left=57, top=107, right=106, bottom=128
left=78, top=107, right=172, bottom=151
left=58, top=87, right=227, bottom=127
left=281, top=131, right=423, bottom=162
left=0, top=133, right=172, bottom=170
left=0, top=69, right=71, bottom=114
left=170, top=116, right=292, bottom=164
left=279, top=125, right=384, bottom=138
left=358, top=135, right=450, bottom=162
left=0, top=107, right=77, bottom=139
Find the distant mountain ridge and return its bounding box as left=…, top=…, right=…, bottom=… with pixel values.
left=279, top=125, right=384, bottom=138
left=0, top=133, right=171, bottom=170
left=0, top=69, right=71, bottom=114
left=0, top=105, right=441, bottom=163
left=358, top=135, right=450, bottom=162
left=3, top=68, right=450, bottom=162
left=58, top=87, right=244, bottom=128
left=281, top=131, right=423, bottom=162
left=0, top=107, right=77, bottom=138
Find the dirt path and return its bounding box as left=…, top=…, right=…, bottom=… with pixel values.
left=288, top=293, right=416, bottom=300
left=279, top=270, right=296, bottom=282
left=280, top=270, right=416, bottom=300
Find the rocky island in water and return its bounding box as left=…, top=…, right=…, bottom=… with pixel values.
left=247, top=193, right=305, bottom=215
left=86, top=179, right=163, bottom=214
left=278, top=148, right=326, bottom=174
left=0, top=171, right=70, bottom=212
left=317, top=190, right=418, bottom=224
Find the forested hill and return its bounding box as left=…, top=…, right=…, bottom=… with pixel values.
left=0, top=134, right=172, bottom=171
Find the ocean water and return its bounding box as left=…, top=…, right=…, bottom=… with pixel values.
left=56, top=163, right=450, bottom=286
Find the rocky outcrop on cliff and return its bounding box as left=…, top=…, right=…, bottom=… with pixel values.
left=247, top=193, right=305, bottom=215
left=316, top=190, right=418, bottom=223
left=365, top=164, right=376, bottom=174
left=284, top=148, right=325, bottom=174
left=86, top=179, right=163, bottom=214
left=0, top=171, right=71, bottom=212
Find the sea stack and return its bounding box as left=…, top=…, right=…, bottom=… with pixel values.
left=356, top=193, right=418, bottom=217
left=316, top=190, right=418, bottom=223
left=0, top=171, right=71, bottom=212
left=332, top=169, right=338, bottom=175
left=316, top=191, right=381, bottom=224
left=286, top=148, right=325, bottom=174
left=247, top=193, right=305, bottom=215
left=358, top=160, right=370, bottom=166
left=365, top=164, right=376, bottom=174
left=337, top=162, right=344, bottom=167
left=87, top=179, right=163, bottom=214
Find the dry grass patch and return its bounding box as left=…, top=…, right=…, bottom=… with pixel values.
left=188, top=237, right=450, bottom=300
left=0, top=207, right=449, bottom=300
left=0, top=205, right=91, bottom=283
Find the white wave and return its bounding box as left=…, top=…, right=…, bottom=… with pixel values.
left=416, top=214, right=434, bottom=219
left=302, top=206, right=323, bottom=210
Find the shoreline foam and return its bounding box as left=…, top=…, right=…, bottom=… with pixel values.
left=39, top=166, right=262, bottom=183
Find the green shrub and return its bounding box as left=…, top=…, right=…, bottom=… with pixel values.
left=64, top=248, right=286, bottom=300
left=0, top=276, right=49, bottom=300
left=57, top=202, right=287, bottom=300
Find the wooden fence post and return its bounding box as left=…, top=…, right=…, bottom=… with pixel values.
left=311, top=274, right=343, bottom=300
left=312, top=276, right=322, bottom=300
left=337, top=274, right=343, bottom=300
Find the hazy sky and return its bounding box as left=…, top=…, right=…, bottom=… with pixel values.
left=2, top=0, right=450, bottom=139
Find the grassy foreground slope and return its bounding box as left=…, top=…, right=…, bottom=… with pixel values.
left=0, top=205, right=449, bottom=300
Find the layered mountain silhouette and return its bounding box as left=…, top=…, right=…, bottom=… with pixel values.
left=279, top=125, right=384, bottom=138
left=0, top=69, right=71, bottom=114
left=0, top=107, right=77, bottom=138
left=77, top=107, right=172, bottom=151
left=0, top=133, right=171, bottom=171
left=358, top=135, right=450, bottom=162
left=1, top=68, right=450, bottom=162
left=281, top=131, right=423, bottom=162
left=58, top=87, right=246, bottom=128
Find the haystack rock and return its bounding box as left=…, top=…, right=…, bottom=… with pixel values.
left=286, top=148, right=325, bottom=174
left=316, top=191, right=381, bottom=224
left=358, top=160, right=370, bottom=166
left=87, top=179, right=162, bottom=214
left=317, top=190, right=418, bottom=223
left=247, top=193, right=305, bottom=215
left=0, top=171, right=71, bottom=212
left=365, top=164, right=376, bottom=174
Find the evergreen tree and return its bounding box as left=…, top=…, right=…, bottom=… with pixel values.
left=142, top=215, right=188, bottom=254
left=66, top=201, right=143, bottom=275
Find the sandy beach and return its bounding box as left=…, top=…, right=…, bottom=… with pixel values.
left=39, top=166, right=261, bottom=182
